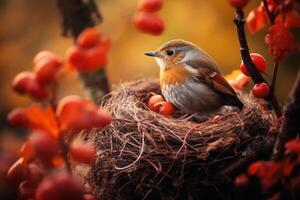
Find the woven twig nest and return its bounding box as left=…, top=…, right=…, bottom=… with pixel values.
left=75, top=79, right=275, bottom=200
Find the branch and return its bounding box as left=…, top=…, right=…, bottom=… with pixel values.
left=233, top=9, right=282, bottom=117
left=222, top=135, right=275, bottom=178
left=56, top=0, right=110, bottom=103
left=272, top=71, right=300, bottom=161
left=262, top=0, right=275, bottom=24
left=56, top=0, right=102, bottom=38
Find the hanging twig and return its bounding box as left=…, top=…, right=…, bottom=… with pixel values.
left=272, top=71, right=300, bottom=161
left=233, top=8, right=282, bottom=117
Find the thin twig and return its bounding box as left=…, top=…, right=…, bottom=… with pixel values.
left=233, top=8, right=282, bottom=117
left=262, top=0, right=281, bottom=117
left=262, top=0, right=275, bottom=24
left=271, top=62, right=279, bottom=92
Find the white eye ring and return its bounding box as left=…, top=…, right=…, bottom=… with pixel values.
left=166, top=49, right=175, bottom=56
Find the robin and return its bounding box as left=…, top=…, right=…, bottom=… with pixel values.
left=145, top=39, right=243, bottom=114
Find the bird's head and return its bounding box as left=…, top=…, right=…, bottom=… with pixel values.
left=145, top=39, right=219, bottom=73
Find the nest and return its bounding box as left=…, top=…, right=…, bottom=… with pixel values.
left=75, top=79, right=276, bottom=200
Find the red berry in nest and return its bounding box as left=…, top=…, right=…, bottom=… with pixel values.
left=134, top=12, right=164, bottom=35
left=228, top=0, right=249, bottom=8
left=240, top=53, right=267, bottom=76
left=158, top=101, right=175, bottom=116
left=252, top=83, right=270, bottom=98
left=148, top=95, right=164, bottom=111
left=138, top=0, right=163, bottom=12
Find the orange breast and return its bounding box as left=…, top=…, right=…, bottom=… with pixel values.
left=160, top=65, right=188, bottom=88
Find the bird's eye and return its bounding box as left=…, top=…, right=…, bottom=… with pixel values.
left=166, top=50, right=175, bottom=56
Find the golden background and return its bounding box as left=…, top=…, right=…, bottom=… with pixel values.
left=0, top=0, right=299, bottom=121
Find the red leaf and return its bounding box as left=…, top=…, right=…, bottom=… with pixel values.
left=275, top=11, right=300, bottom=28
left=57, top=95, right=111, bottom=133
left=247, top=161, right=284, bottom=192
left=285, top=138, right=300, bottom=155
left=7, top=105, right=59, bottom=138
left=246, top=5, right=268, bottom=34
left=265, top=24, right=297, bottom=61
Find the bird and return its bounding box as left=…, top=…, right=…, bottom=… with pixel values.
left=144, top=39, right=243, bottom=114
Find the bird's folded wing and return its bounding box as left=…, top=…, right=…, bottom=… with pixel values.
left=196, top=68, right=237, bottom=97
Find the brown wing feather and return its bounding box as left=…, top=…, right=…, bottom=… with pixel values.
left=197, top=68, right=237, bottom=97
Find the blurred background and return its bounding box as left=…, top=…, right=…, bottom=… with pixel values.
left=0, top=0, right=299, bottom=198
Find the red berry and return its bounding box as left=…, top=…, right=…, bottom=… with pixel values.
left=65, top=46, right=86, bottom=70
left=36, top=173, right=84, bottom=200
left=27, top=164, right=45, bottom=184
left=77, top=28, right=101, bottom=48
left=134, top=12, right=164, bottom=35
left=27, top=75, right=50, bottom=101
left=7, top=108, right=29, bottom=128
left=29, top=132, right=60, bottom=167
left=235, top=174, right=249, bottom=189
left=34, top=56, right=63, bottom=85
left=159, top=101, right=175, bottom=116
left=252, top=83, right=270, bottom=98
left=70, top=142, right=96, bottom=164
left=240, top=53, right=267, bottom=76
left=84, top=43, right=108, bottom=71
left=228, top=0, right=249, bottom=8
left=83, top=194, right=96, bottom=200
left=33, top=51, right=60, bottom=66
left=138, top=0, right=163, bottom=12
left=7, top=158, right=28, bottom=184
left=35, top=178, right=59, bottom=200
left=95, top=109, right=112, bottom=128
left=12, top=71, right=34, bottom=94
left=148, top=95, right=164, bottom=111
left=19, top=180, right=36, bottom=200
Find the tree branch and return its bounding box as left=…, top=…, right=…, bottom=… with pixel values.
left=262, top=0, right=275, bottom=24
left=272, top=71, right=300, bottom=161
left=56, top=0, right=110, bottom=103
left=233, top=8, right=282, bottom=117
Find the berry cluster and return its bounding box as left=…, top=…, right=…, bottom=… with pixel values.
left=245, top=0, right=299, bottom=61
left=66, top=28, right=111, bottom=72
left=239, top=53, right=270, bottom=98
left=147, top=94, right=175, bottom=116
left=133, top=0, right=165, bottom=35
left=12, top=51, right=63, bottom=101
left=7, top=28, right=112, bottom=200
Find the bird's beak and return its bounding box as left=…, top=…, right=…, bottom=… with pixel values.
left=144, top=51, right=158, bottom=57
